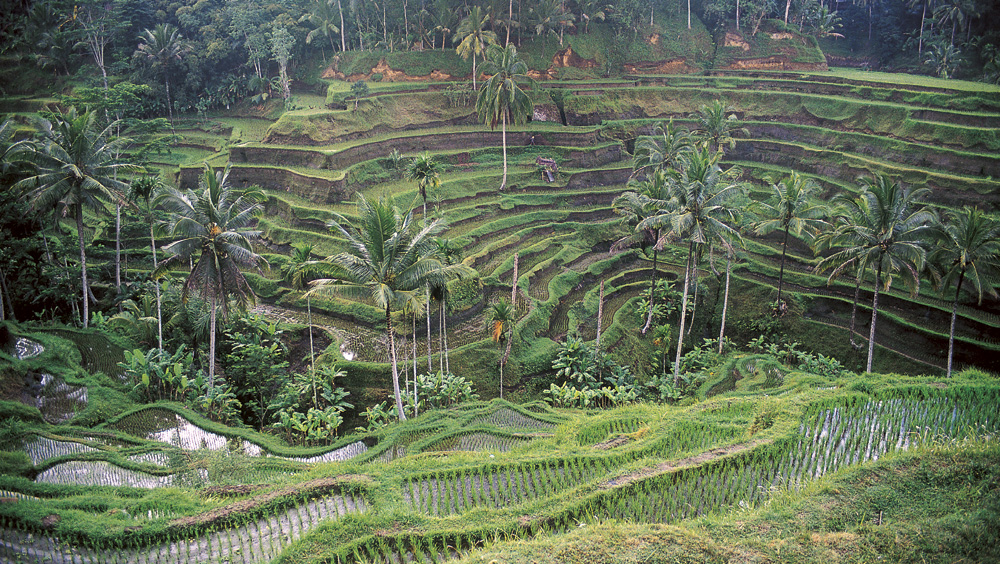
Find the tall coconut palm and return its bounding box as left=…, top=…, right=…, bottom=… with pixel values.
left=407, top=152, right=443, bottom=219
left=637, top=146, right=745, bottom=384
left=285, top=243, right=321, bottom=401
left=300, top=0, right=341, bottom=59
left=130, top=175, right=165, bottom=350
left=476, top=43, right=535, bottom=192
left=692, top=100, right=748, bottom=157
left=752, top=172, right=828, bottom=312
left=16, top=107, right=141, bottom=328
left=309, top=194, right=471, bottom=420
left=816, top=173, right=935, bottom=373
left=612, top=169, right=671, bottom=334
left=489, top=297, right=514, bottom=398
left=155, top=164, right=266, bottom=391
left=631, top=119, right=694, bottom=178
left=930, top=207, right=1000, bottom=378
left=455, top=6, right=498, bottom=89
left=136, top=24, right=188, bottom=133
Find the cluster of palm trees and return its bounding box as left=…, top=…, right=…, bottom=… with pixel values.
left=615, top=101, right=1000, bottom=382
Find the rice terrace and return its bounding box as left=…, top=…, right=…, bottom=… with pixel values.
left=0, top=0, right=999, bottom=562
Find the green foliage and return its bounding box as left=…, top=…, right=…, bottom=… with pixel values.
left=416, top=371, right=480, bottom=410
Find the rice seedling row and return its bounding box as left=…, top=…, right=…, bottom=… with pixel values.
left=0, top=493, right=367, bottom=564
left=22, top=435, right=99, bottom=465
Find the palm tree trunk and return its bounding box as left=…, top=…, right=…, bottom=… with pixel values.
left=0, top=265, right=8, bottom=321
left=776, top=225, right=790, bottom=310
left=866, top=258, right=882, bottom=373
left=736, top=0, right=740, bottom=30
left=718, top=256, right=731, bottom=354
left=472, top=55, right=477, bottom=89
left=426, top=286, right=433, bottom=373
left=499, top=351, right=504, bottom=399
left=947, top=269, right=965, bottom=378
left=918, top=0, right=926, bottom=55
left=443, top=299, right=451, bottom=374
left=339, top=0, right=347, bottom=52
left=673, top=242, right=693, bottom=385
left=150, top=221, right=163, bottom=350
left=438, top=300, right=445, bottom=374
left=596, top=279, right=604, bottom=355
left=500, top=111, right=508, bottom=190
left=412, top=309, right=419, bottom=415
left=76, top=206, right=90, bottom=328
left=209, top=300, right=217, bottom=392
left=115, top=204, right=121, bottom=298
left=687, top=0, right=691, bottom=28
left=387, top=306, right=406, bottom=420
left=506, top=0, right=513, bottom=45
left=164, top=73, right=175, bottom=135
left=849, top=269, right=861, bottom=349
left=308, top=296, right=316, bottom=406
left=784, top=0, right=792, bottom=23
left=642, top=244, right=658, bottom=334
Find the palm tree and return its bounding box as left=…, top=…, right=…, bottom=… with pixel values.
left=489, top=297, right=514, bottom=398
left=612, top=169, right=671, bottom=334
left=930, top=207, right=1000, bottom=378
left=155, top=164, right=266, bottom=391
left=309, top=194, right=471, bottom=420
left=407, top=152, right=443, bottom=219
left=455, top=6, right=498, bottom=89
left=752, top=172, right=828, bottom=313
left=285, top=243, right=321, bottom=398
left=300, top=0, right=341, bottom=60
left=631, top=119, right=694, bottom=178
left=136, top=24, right=188, bottom=133
left=130, top=175, right=165, bottom=350
left=816, top=173, right=935, bottom=373
left=637, top=146, right=745, bottom=384
left=476, top=43, right=535, bottom=192
left=17, top=107, right=141, bottom=328
left=692, top=100, right=748, bottom=157
left=429, top=0, right=458, bottom=50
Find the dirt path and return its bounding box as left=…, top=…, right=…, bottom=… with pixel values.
left=599, top=440, right=767, bottom=490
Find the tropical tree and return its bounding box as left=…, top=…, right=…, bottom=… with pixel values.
left=816, top=174, right=935, bottom=373
left=16, top=107, right=141, bottom=328
left=135, top=23, right=187, bottom=133
left=155, top=164, right=267, bottom=391
left=476, top=43, right=535, bottom=191
left=692, top=100, right=748, bottom=156
left=752, top=172, right=828, bottom=312
left=631, top=119, right=694, bottom=178
left=309, top=194, right=471, bottom=420
left=284, top=243, right=321, bottom=392
left=929, top=207, right=1000, bottom=378
left=612, top=169, right=671, bottom=334
left=407, top=152, right=443, bottom=219
left=429, top=0, right=459, bottom=49
left=489, top=297, right=514, bottom=398
left=455, top=6, right=498, bottom=89
left=130, top=175, right=165, bottom=350
left=301, top=0, right=342, bottom=59
left=529, top=0, right=573, bottom=48
left=637, top=146, right=745, bottom=384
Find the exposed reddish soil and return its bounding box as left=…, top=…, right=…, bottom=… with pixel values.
left=600, top=441, right=767, bottom=490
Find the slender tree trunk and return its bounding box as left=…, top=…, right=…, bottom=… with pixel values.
left=947, top=269, right=965, bottom=378
left=687, top=0, right=691, bottom=29
left=426, top=286, right=433, bottom=373
left=165, top=73, right=175, bottom=135
left=209, top=300, right=217, bottom=392
left=868, top=5, right=873, bottom=42
left=918, top=1, right=926, bottom=55
left=500, top=112, right=508, bottom=190
left=339, top=0, right=347, bottom=51
left=387, top=306, right=406, bottom=420
left=150, top=221, right=162, bottom=350
left=596, top=280, right=604, bottom=354
left=438, top=301, right=445, bottom=374
left=784, top=0, right=792, bottom=23
left=443, top=298, right=450, bottom=374
left=736, top=0, right=740, bottom=30
left=776, top=225, right=790, bottom=311
left=76, top=206, right=90, bottom=328
left=0, top=265, right=9, bottom=321
left=308, top=296, right=317, bottom=406
left=673, top=242, right=693, bottom=385
left=412, top=310, right=419, bottom=416
left=849, top=269, right=861, bottom=349
left=718, top=257, right=731, bottom=354
left=403, top=0, right=409, bottom=43
left=642, top=242, right=658, bottom=335
left=499, top=348, right=504, bottom=399
left=507, top=0, right=513, bottom=45
left=866, top=258, right=882, bottom=373
left=472, top=53, right=477, bottom=89
left=115, top=204, right=121, bottom=299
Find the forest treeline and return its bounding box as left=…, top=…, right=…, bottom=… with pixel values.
left=1, top=0, right=999, bottom=116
